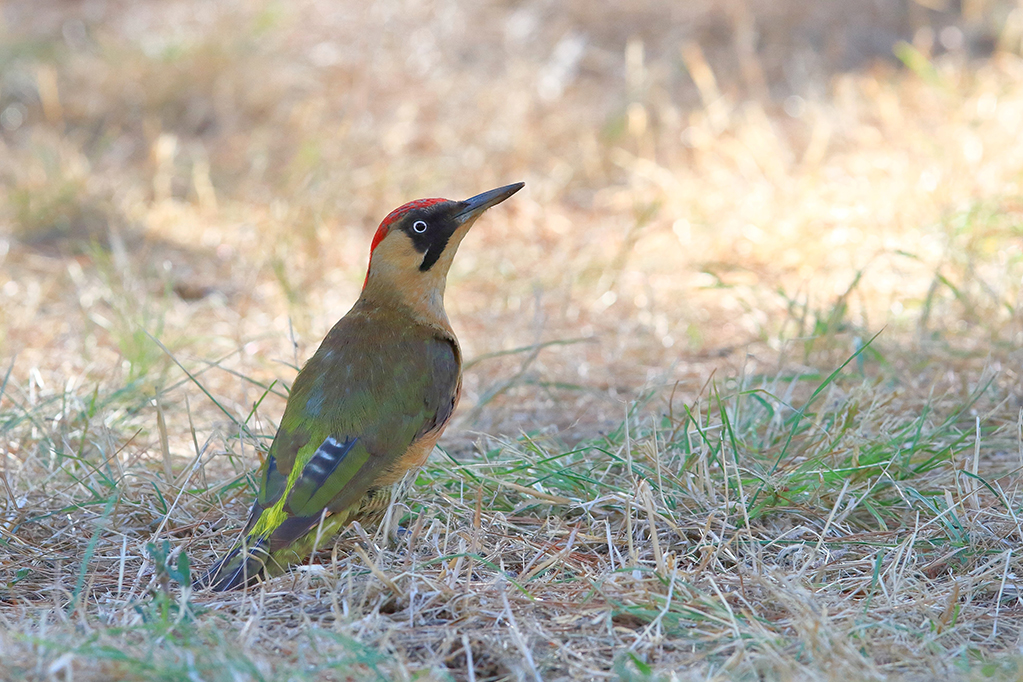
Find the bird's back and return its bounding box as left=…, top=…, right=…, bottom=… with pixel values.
left=276, top=299, right=462, bottom=486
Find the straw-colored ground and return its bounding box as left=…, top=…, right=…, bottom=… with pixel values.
left=2, top=1, right=1023, bottom=680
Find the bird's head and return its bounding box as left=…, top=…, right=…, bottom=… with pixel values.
left=362, top=183, right=524, bottom=313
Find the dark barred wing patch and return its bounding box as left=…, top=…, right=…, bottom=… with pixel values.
left=304, top=436, right=356, bottom=484
left=268, top=435, right=359, bottom=551
left=284, top=436, right=358, bottom=514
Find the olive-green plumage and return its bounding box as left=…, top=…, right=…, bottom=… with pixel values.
left=198, top=183, right=523, bottom=591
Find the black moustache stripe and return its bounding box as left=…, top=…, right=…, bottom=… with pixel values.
left=419, top=233, right=450, bottom=271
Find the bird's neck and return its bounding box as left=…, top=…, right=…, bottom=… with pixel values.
left=358, top=275, right=451, bottom=330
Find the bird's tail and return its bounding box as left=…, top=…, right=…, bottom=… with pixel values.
left=195, top=487, right=397, bottom=591
left=193, top=536, right=272, bottom=591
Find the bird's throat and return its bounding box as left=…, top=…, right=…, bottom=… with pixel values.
left=359, top=271, right=451, bottom=329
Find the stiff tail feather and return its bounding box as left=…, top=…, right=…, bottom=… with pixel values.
left=196, top=487, right=396, bottom=591
left=194, top=536, right=271, bottom=591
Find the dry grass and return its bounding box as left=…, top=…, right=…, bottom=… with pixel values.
left=2, top=0, right=1023, bottom=679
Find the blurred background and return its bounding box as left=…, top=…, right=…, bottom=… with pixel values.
left=1, top=0, right=1022, bottom=446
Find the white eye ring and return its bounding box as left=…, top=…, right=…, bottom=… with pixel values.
left=412, top=220, right=428, bottom=233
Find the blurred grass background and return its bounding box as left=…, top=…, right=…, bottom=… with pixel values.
left=2, top=1, right=1023, bottom=680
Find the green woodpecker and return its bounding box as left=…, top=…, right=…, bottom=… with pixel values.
left=197, top=183, right=524, bottom=591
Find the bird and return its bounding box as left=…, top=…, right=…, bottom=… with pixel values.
left=196, top=182, right=524, bottom=591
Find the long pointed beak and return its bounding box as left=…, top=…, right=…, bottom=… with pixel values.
left=454, top=182, right=525, bottom=226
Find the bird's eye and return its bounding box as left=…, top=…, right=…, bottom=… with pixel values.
left=412, top=220, right=428, bottom=233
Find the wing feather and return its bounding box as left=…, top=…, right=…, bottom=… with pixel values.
left=244, top=310, right=460, bottom=549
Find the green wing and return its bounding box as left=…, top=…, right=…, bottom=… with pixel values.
left=245, top=309, right=460, bottom=553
